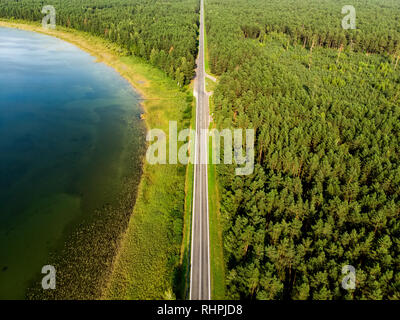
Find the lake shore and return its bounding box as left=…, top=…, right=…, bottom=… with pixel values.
left=0, top=20, right=194, bottom=299
left=0, top=20, right=151, bottom=126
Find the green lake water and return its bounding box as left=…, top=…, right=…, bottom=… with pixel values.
left=0, top=27, right=146, bottom=299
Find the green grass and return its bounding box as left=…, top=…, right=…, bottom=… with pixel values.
left=179, top=82, right=197, bottom=299
left=208, top=132, right=226, bottom=299
left=205, top=77, right=217, bottom=93
left=105, top=56, right=195, bottom=299
left=180, top=163, right=194, bottom=298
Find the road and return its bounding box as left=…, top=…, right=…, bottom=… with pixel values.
left=190, top=0, right=211, bottom=300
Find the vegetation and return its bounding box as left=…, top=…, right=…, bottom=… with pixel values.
left=206, top=0, right=400, bottom=299
left=104, top=55, right=195, bottom=300
left=206, top=0, right=400, bottom=75
left=180, top=85, right=198, bottom=299
left=208, top=134, right=226, bottom=299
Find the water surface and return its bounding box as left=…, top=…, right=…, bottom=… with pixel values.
left=0, top=27, right=145, bottom=299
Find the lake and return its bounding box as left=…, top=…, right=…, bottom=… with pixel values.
left=0, top=27, right=146, bottom=299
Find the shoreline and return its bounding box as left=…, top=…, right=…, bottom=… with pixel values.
left=0, top=20, right=151, bottom=128
left=1, top=20, right=193, bottom=299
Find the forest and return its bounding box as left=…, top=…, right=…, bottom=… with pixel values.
left=0, top=0, right=199, bottom=86
left=206, top=0, right=400, bottom=299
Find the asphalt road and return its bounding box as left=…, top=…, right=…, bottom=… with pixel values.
left=190, top=0, right=211, bottom=300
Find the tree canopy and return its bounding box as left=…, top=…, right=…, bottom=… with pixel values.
left=206, top=0, right=400, bottom=299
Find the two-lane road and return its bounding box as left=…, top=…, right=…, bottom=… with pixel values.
left=190, top=0, right=211, bottom=300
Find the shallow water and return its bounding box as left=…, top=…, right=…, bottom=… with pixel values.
left=0, top=27, right=145, bottom=299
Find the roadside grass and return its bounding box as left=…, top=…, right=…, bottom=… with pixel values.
left=205, top=76, right=217, bottom=93
left=0, top=20, right=194, bottom=300
left=179, top=81, right=197, bottom=299
left=105, top=56, right=194, bottom=299
left=105, top=57, right=193, bottom=299
left=208, top=132, right=226, bottom=299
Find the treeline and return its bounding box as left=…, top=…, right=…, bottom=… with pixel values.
left=207, top=0, right=400, bottom=299
left=0, top=0, right=199, bottom=86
